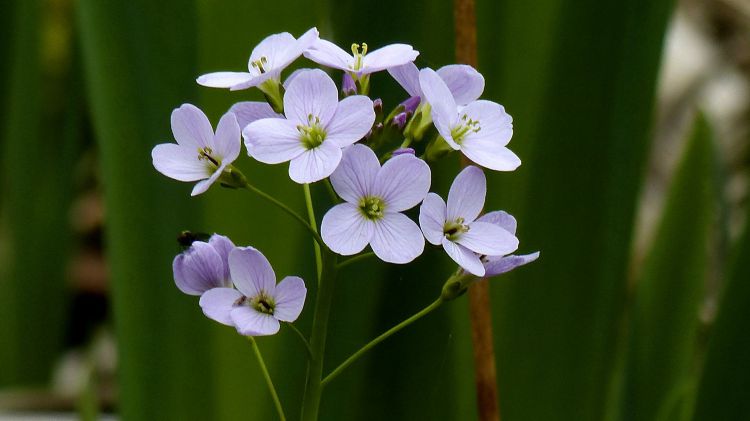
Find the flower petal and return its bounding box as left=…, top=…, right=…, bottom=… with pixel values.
left=208, top=234, right=235, bottom=283
left=303, top=39, right=353, bottom=71
left=485, top=251, right=540, bottom=277
left=229, top=101, right=282, bottom=130
left=213, top=112, right=241, bottom=164
left=273, top=276, right=307, bottom=322
left=419, top=68, right=458, bottom=132
left=419, top=193, right=447, bottom=245
left=476, top=210, right=517, bottom=235
left=283, top=69, right=339, bottom=126
left=325, top=95, right=375, bottom=148
left=370, top=212, right=424, bottom=264
left=249, top=32, right=296, bottom=71
left=196, top=72, right=253, bottom=89
left=231, top=306, right=280, bottom=336
left=388, top=62, right=421, bottom=97
left=329, top=143, right=379, bottom=202
left=462, top=100, right=513, bottom=146
left=288, top=141, right=342, bottom=183
left=171, top=104, right=214, bottom=149
left=372, top=154, right=431, bottom=212
left=437, top=64, right=484, bottom=105
left=243, top=118, right=305, bottom=164
left=152, top=143, right=209, bottom=182
left=190, top=163, right=225, bottom=196
left=173, top=242, right=225, bottom=295
left=199, top=287, right=243, bottom=326
left=362, top=44, right=419, bottom=74
left=228, top=247, right=276, bottom=298
left=442, top=238, right=485, bottom=276
left=447, top=165, right=486, bottom=222
left=321, top=203, right=374, bottom=255
left=456, top=221, right=519, bottom=256
left=461, top=140, right=521, bottom=172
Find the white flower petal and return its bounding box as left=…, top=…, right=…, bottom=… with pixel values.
left=303, top=39, right=353, bottom=71
left=325, top=95, right=375, bottom=147
left=446, top=165, right=486, bottom=222
left=191, top=164, right=225, bottom=196
left=283, top=69, right=339, bottom=126
left=288, top=141, right=342, bottom=184
left=370, top=213, right=424, bottom=264
left=152, top=143, right=209, bottom=182
left=196, top=72, right=253, bottom=89
left=372, top=154, right=431, bottom=212
left=229, top=101, right=282, bottom=130
left=321, top=203, right=374, bottom=255
left=199, top=288, right=243, bottom=326
left=485, top=251, right=540, bottom=277
left=388, top=62, right=422, bottom=98
left=461, top=140, right=521, bottom=172
left=419, top=68, right=458, bottom=130
left=442, top=238, right=485, bottom=276
left=213, top=112, right=241, bottom=164
left=243, top=118, right=305, bottom=164
left=273, top=276, right=307, bottom=322
left=462, top=100, right=513, bottom=146
left=437, top=64, right=485, bottom=105
left=171, top=104, right=214, bottom=149
left=456, top=221, right=519, bottom=256
left=231, top=307, right=280, bottom=336
left=361, top=44, right=419, bottom=74
left=228, top=247, right=277, bottom=298
left=249, top=32, right=297, bottom=70
left=476, top=210, right=517, bottom=235
left=329, top=144, right=379, bottom=203
left=419, top=193, right=447, bottom=245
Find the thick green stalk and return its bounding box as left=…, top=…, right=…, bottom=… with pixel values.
left=300, top=249, right=338, bottom=421
left=248, top=337, right=286, bottom=421
left=303, top=183, right=323, bottom=282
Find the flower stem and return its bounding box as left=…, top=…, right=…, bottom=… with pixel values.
left=321, top=297, right=444, bottom=388
left=248, top=337, right=286, bottom=421
left=336, top=252, right=375, bottom=270
left=242, top=183, right=324, bottom=247
left=285, top=322, right=313, bottom=359
left=303, top=184, right=323, bottom=282
left=324, top=179, right=339, bottom=204
left=300, top=248, right=338, bottom=421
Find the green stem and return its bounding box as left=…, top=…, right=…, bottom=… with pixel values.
left=286, top=322, right=313, bottom=358
left=336, top=252, right=375, bottom=270
left=300, top=249, right=338, bottom=421
left=303, top=183, right=323, bottom=282
left=324, top=179, right=339, bottom=204
left=321, top=297, right=444, bottom=388
left=242, top=184, right=324, bottom=247
left=248, top=337, right=286, bottom=421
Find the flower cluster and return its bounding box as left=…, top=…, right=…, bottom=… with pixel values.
left=153, top=27, right=538, bottom=335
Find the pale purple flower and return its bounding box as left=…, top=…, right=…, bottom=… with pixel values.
left=321, top=144, right=430, bottom=264
left=304, top=39, right=418, bottom=76
left=173, top=234, right=235, bottom=295
left=476, top=211, right=540, bottom=276
left=196, top=28, right=318, bottom=91
left=229, top=101, right=281, bottom=130
left=152, top=104, right=240, bottom=196
left=242, top=69, right=375, bottom=183
left=419, top=166, right=519, bottom=276
left=419, top=68, right=521, bottom=171
left=388, top=62, right=485, bottom=106
left=199, top=247, right=307, bottom=336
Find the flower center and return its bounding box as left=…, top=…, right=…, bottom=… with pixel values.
left=443, top=217, right=470, bottom=241
left=298, top=114, right=327, bottom=149
left=450, top=114, right=481, bottom=144
left=359, top=196, right=386, bottom=220
left=250, top=56, right=269, bottom=74
left=197, top=146, right=221, bottom=169
left=350, top=43, right=368, bottom=71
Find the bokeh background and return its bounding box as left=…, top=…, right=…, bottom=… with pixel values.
left=1, top=0, right=749, bottom=419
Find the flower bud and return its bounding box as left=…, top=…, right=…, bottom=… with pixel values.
left=342, top=73, right=357, bottom=96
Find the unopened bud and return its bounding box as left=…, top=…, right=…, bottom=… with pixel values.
left=342, top=73, right=357, bottom=96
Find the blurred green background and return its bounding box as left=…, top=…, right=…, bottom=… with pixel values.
left=2, top=0, right=750, bottom=419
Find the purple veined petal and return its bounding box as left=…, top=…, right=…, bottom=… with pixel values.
left=462, top=100, right=513, bottom=146
left=191, top=163, right=225, bottom=196
left=249, top=32, right=297, bottom=71
left=228, top=71, right=277, bottom=91
left=324, top=95, right=375, bottom=148
left=476, top=210, right=517, bottom=235
left=362, top=44, right=419, bottom=74
left=292, top=27, right=320, bottom=53
left=388, top=62, right=422, bottom=98
left=243, top=118, right=305, bottom=164
left=447, top=165, right=486, bottom=222
left=456, top=221, right=519, bottom=256
left=283, top=68, right=306, bottom=90
left=173, top=242, right=226, bottom=295
left=152, top=143, right=209, bottom=182
left=419, top=192, right=447, bottom=245
left=288, top=141, right=343, bottom=183
left=283, top=69, right=339, bottom=126
left=231, top=306, right=280, bottom=336
left=208, top=234, right=235, bottom=284
left=370, top=212, right=425, bottom=264
left=303, top=39, right=353, bottom=71
left=229, top=247, right=277, bottom=298
left=442, top=238, right=485, bottom=276
left=329, top=144, right=379, bottom=203
left=272, top=276, right=307, bottom=322
left=229, top=102, right=282, bottom=130
left=485, top=251, right=540, bottom=277
left=372, top=154, right=431, bottom=212
left=419, top=68, right=458, bottom=129
left=461, top=139, right=521, bottom=172
left=196, top=72, right=253, bottom=89
left=171, top=104, right=214, bottom=149
left=199, top=287, right=243, bottom=326
left=213, top=112, right=241, bottom=164
left=321, top=203, right=374, bottom=255
left=437, top=64, right=485, bottom=105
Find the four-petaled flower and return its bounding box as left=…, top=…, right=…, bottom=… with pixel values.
left=475, top=211, right=540, bottom=276
left=419, top=165, right=518, bottom=276
left=199, top=247, right=307, bottom=336
left=304, top=39, right=418, bottom=76
left=196, top=28, right=319, bottom=91
left=388, top=62, right=485, bottom=106
left=321, top=144, right=430, bottom=264
left=242, top=69, right=375, bottom=183
left=152, top=104, right=240, bottom=196
left=419, top=68, right=521, bottom=171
